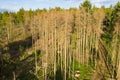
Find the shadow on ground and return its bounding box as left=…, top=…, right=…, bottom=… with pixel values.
left=2, top=36, right=32, bottom=59
left=0, top=36, right=39, bottom=80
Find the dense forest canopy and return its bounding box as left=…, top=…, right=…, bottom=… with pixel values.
left=0, top=0, right=120, bottom=80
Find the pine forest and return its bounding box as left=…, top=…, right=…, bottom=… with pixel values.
left=0, top=0, right=120, bottom=80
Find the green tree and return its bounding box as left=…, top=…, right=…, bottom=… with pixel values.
left=80, top=0, right=92, bottom=12
left=102, top=2, right=120, bottom=44
left=17, top=8, right=25, bottom=24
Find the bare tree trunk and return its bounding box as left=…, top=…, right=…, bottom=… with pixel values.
left=117, top=46, right=120, bottom=79
left=13, top=71, right=16, bottom=80
left=64, top=12, right=68, bottom=80
left=54, top=15, right=57, bottom=80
